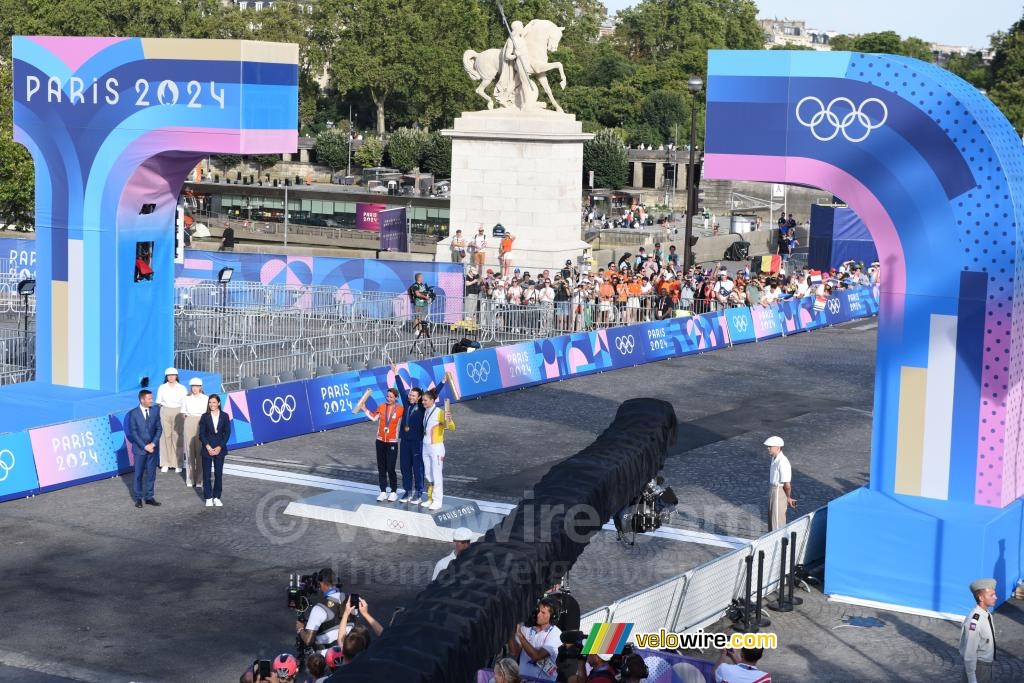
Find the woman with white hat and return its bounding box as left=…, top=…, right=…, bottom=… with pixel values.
left=156, top=367, right=187, bottom=473
left=180, top=377, right=208, bottom=487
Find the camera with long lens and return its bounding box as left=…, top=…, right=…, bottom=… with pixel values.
left=423, top=284, right=437, bottom=301
left=614, top=476, right=678, bottom=539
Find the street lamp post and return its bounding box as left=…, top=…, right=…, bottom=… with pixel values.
left=683, top=76, right=703, bottom=274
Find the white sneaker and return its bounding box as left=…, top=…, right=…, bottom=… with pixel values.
left=376, top=492, right=388, bottom=502
left=213, top=498, right=223, bottom=507
left=387, top=491, right=398, bottom=502
left=161, top=466, right=169, bottom=473
left=419, top=498, right=432, bottom=507
left=205, top=499, right=213, bottom=507
left=429, top=501, right=442, bottom=511
left=408, top=496, right=421, bottom=505
left=185, top=478, right=193, bottom=487
left=398, top=491, right=411, bottom=503
left=175, top=467, right=182, bottom=473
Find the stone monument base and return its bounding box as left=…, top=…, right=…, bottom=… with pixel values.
left=441, top=109, right=593, bottom=272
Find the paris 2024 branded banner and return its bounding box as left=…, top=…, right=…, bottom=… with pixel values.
left=0, top=287, right=878, bottom=499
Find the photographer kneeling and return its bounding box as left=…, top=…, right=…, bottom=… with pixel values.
left=508, top=596, right=562, bottom=681
left=295, top=569, right=345, bottom=655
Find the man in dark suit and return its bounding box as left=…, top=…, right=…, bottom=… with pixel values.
left=126, top=389, right=163, bottom=508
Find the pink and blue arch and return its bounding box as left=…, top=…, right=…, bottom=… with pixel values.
left=705, top=49, right=1024, bottom=614
left=12, top=37, right=297, bottom=393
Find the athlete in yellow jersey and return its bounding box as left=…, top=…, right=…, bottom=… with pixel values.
left=420, top=388, right=455, bottom=511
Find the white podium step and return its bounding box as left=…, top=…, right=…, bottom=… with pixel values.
left=284, top=488, right=509, bottom=542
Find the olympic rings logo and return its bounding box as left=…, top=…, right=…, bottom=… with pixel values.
left=262, top=395, right=297, bottom=423
left=466, top=361, right=491, bottom=384
left=386, top=519, right=405, bottom=530
left=828, top=298, right=842, bottom=315
left=615, top=335, right=636, bottom=354
left=795, top=96, right=888, bottom=143
left=732, top=315, right=749, bottom=333
left=0, top=449, right=13, bottom=482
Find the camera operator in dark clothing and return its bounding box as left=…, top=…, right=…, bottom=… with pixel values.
left=408, top=273, right=432, bottom=324
left=567, top=652, right=617, bottom=683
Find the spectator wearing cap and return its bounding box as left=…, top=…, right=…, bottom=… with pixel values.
left=764, top=436, right=796, bottom=530
left=713, top=270, right=734, bottom=309
left=156, top=367, right=187, bottom=473
left=433, top=526, right=473, bottom=580
left=714, top=647, right=769, bottom=683
left=180, top=377, right=208, bottom=488
left=500, top=232, right=516, bottom=277
left=470, top=225, right=487, bottom=269
left=960, top=578, right=998, bottom=683
left=567, top=653, right=616, bottom=682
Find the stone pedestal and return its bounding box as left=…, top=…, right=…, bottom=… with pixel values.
left=439, top=109, right=593, bottom=271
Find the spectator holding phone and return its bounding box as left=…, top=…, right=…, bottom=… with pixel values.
left=336, top=594, right=385, bottom=647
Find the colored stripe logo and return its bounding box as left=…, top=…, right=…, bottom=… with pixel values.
left=582, top=623, right=634, bottom=655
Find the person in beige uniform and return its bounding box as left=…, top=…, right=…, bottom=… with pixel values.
left=960, top=578, right=997, bottom=683
left=763, top=435, right=796, bottom=530
left=180, top=377, right=208, bottom=487
left=156, top=368, right=187, bottom=473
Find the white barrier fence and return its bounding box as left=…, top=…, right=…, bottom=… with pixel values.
left=581, top=507, right=827, bottom=634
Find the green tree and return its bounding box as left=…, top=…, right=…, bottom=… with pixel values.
left=946, top=51, right=991, bottom=90
left=354, top=136, right=385, bottom=169
left=313, top=0, right=423, bottom=134
left=615, top=0, right=762, bottom=87
left=314, top=129, right=351, bottom=174
left=851, top=30, right=904, bottom=55
left=0, top=61, right=34, bottom=228
left=626, top=122, right=662, bottom=148
left=829, top=35, right=856, bottom=51
left=639, top=90, right=689, bottom=144
left=900, top=36, right=935, bottom=62
left=211, top=155, right=243, bottom=172
left=248, top=154, right=280, bottom=178
left=584, top=129, right=629, bottom=189
left=989, top=18, right=1024, bottom=133
left=770, top=44, right=815, bottom=50
left=421, top=132, right=452, bottom=178
left=386, top=128, right=429, bottom=172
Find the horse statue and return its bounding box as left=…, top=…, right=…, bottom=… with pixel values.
left=462, top=19, right=567, bottom=113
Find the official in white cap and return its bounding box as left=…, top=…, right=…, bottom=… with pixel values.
left=431, top=527, right=473, bottom=580
left=180, top=377, right=208, bottom=487
left=156, top=367, right=187, bottom=473
left=960, top=578, right=997, bottom=683
left=763, top=436, right=796, bottom=530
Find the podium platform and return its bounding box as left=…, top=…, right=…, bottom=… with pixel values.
left=284, top=488, right=510, bottom=542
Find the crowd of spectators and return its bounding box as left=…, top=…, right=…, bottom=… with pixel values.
left=462, top=245, right=879, bottom=337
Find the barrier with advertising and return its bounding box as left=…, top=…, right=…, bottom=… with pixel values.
left=0, top=288, right=878, bottom=503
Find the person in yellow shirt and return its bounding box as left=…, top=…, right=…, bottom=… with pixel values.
left=420, top=388, right=455, bottom=511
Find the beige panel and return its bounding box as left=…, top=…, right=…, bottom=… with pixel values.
left=51, top=281, right=69, bottom=386
left=142, top=39, right=298, bottom=65
left=894, top=366, right=928, bottom=496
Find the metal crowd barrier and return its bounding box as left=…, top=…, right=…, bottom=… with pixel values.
left=581, top=507, right=827, bottom=635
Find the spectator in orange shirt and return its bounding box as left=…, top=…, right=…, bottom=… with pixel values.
left=598, top=279, right=615, bottom=326
left=500, top=232, right=516, bottom=277
left=362, top=388, right=404, bottom=502
left=625, top=277, right=643, bottom=323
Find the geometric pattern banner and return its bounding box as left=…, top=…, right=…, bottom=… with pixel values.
left=704, top=49, right=1024, bottom=613
left=13, top=36, right=298, bottom=392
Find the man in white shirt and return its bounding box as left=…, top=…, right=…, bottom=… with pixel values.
left=714, top=647, right=770, bottom=682
left=713, top=271, right=735, bottom=307
left=470, top=225, right=488, bottom=270
left=764, top=436, right=796, bottom=530
left=431, top=527, right=473, bottom=580
left=508, top=598, right=562, bottom=680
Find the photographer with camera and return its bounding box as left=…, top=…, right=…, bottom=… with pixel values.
left=408, top=273, right=433, bottom=330
left=295, top=569, right=345, bottom=655
left=508, top=596, right=562, bottom=681
left=564, top=647, right=617, bottom=683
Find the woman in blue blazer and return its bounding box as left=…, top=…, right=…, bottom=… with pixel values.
left=198, top=393, right=232, bottom=507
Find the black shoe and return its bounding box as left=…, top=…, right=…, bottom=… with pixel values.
left=144, top=499, right=161, bottom=506
left=135, top=500, right=143, bottom=508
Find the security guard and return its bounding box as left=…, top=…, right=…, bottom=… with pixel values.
left=959, top=578, right=997, bottom=683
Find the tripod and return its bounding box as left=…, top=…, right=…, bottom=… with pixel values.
left=410, top=316, right=436, bottom=357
